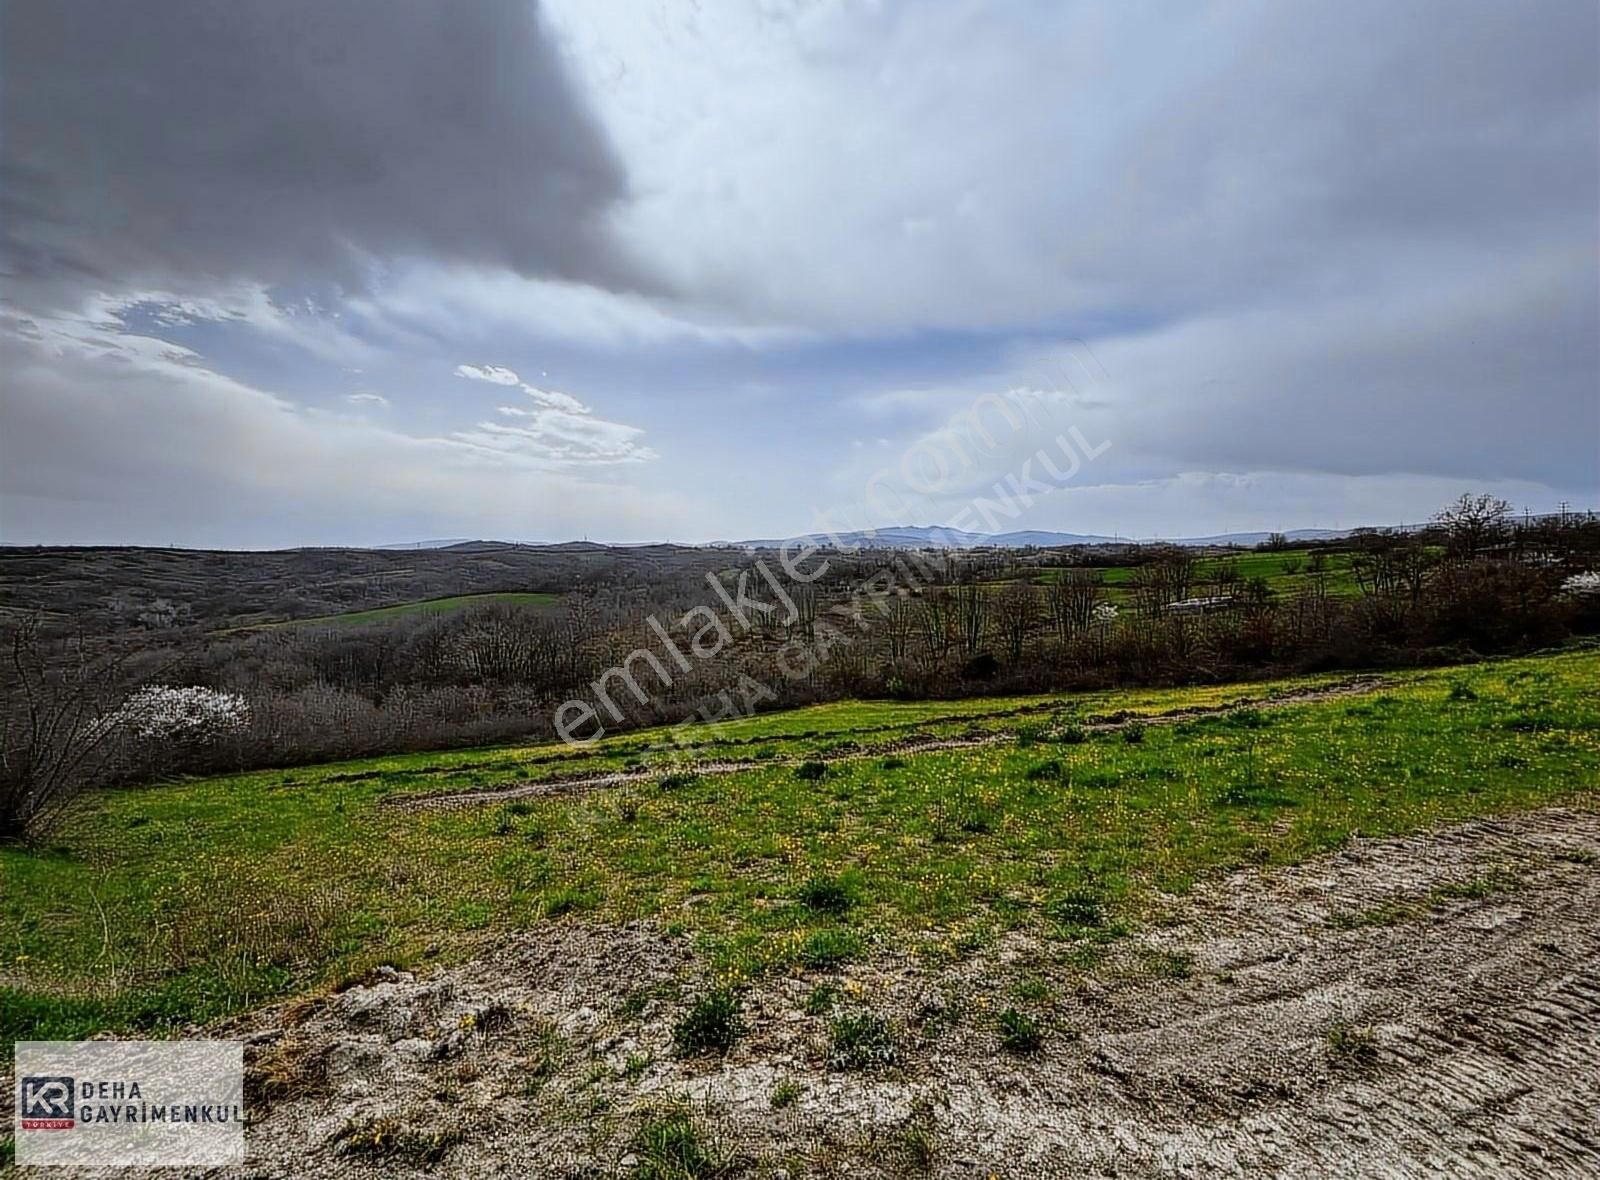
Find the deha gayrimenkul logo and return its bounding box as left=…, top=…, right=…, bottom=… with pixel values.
left=20, top=1076, right=76, bottom=1130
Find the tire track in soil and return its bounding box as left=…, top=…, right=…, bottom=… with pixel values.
left=998, top=807, right=1600, bottom=1178
left=390, top=675, right=1388, bottom=812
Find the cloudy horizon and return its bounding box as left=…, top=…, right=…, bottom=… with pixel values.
left=2, top=0, right=1596, bottom=549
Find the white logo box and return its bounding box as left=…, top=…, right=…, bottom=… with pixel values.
left=15, top=1040, right=244, bottom=1167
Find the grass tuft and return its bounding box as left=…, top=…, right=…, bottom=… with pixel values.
left=673, top=988, right=744, bottom=1056
left=333, top=1115, right=463, bottom=1166
left=1325, top=1020, right=1380, bottom=1068
left=630, top=1105, right=727, bottom=1180
left=797, top=927, right=863, bottom=970
left=796, top=874, right=855, bottom=915
left=996, top=1006, right=1044, bottom=1055
left=1014, top=722, right=1047, bottom=748
left=1143, top=949, right=1195, bottom=979
left=803, top=981, right=840, bottom=1015
left=1047, top=888, right=1106, bottom=932
left=827, top=1010, right=898, bottom=1071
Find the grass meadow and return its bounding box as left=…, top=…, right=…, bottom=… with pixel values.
left=1028, top=546, right=1366, bottom=599
left=3, top=647, right=1597, bottom=1046
left=249, top=590, right=560, bottom=629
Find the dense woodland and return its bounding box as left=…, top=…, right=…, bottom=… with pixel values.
left=3, top=497, right=1599, bottom=840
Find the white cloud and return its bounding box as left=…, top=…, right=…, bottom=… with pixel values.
left=451, top=364, right=655, bottom=466
left=454, top=363, right=523, bottom=386
left=344, top=392, right=390, bottom=409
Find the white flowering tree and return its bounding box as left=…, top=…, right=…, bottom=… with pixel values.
left=1561, top=571, right=1600, bottom=598
left=102, top=685, right=251, bottom=744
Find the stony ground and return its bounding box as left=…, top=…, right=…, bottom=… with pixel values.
left=145, top=805, right=1599, bottom=1179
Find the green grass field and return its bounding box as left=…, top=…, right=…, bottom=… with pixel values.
left=3, top=648, right=1597, bottom=1045
left=258, top=590, right=560, bottom=629
left=1034, top=547, right=1363, bottom=599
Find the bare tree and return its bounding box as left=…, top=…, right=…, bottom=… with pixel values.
left=952, top=580, right=988, bottom=656
left=1434, top=493, right=1512, bottom=557
left=993, top=581, right=1038, bottom=663
left=915, top=589, right=956, bottom=672
left=883, top=591, right=916, bottom=668
left=1208, top=559, right=1243, bottom=598
left=0, top=619, right=127, bottom=843
left=1046, top=568, right=1104, bottom=642
left=1131, top=547, right=1196, bottom=616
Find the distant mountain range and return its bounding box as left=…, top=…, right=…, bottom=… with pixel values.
left=729, top=525, right=1347, bottom=550
left=376, top=525, right=1350, bottom=553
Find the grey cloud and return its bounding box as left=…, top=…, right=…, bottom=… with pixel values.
left=587, top=1, right=1596, bottom=335
left=0, top=0, right=634, bottom=308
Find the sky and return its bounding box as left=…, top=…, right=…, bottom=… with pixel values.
left=1, top=0, right=1596, bottom=548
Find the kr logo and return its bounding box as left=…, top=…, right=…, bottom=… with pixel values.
left=20, top=1076, right=75, bottom=1130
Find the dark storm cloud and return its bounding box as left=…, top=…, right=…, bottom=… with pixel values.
left=0, top=0, right=633, bottom=306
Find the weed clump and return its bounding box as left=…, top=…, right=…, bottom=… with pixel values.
left=1053, top=724, right=1088, bottom=744
left=1122, top=723, right=1147, bottom=744
left=542, top=887, right=596, bottom=919
left=957, top=803, right=997, bottom=833
left=1325, top=1020, right=1379, bottom=1068
left=470, top=1001, right=514, bottom=1036
left=1011, top=976, right=1053, bottom=1003
left=1144, top=949, right=1195, bottom=979
left=1015, top=722, right=1047, bottom=748
left=794, top=761, right=828, bottom=781
left=247, top=1034, right=329, bottom=1108
left=1047, top=889, right=1106, bottom=932
left=1024, top=759, right=1064, bottom=782
left=827, top=1010, right=898, bottom=1070
left=798, top=927, right=862, bottom=970
left=673, top=988, right=744, bottom=1056
left=657, top=772, right=699, bottom=791
left=629, top=1105, right=726, bottom=1179
left=803, top=981, right=841, bottom=1015
left=996, top=1007, right=1044, bottom=1055
left=334, top=1115, right=463, bottom=1166
left=880, top=755, right=907, bottom=770
left=895, top=1099, right=939, bottom=1173
left=796, top=874, right=854, bottom=915
left=1224, top=708, right=1271, bottom=729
